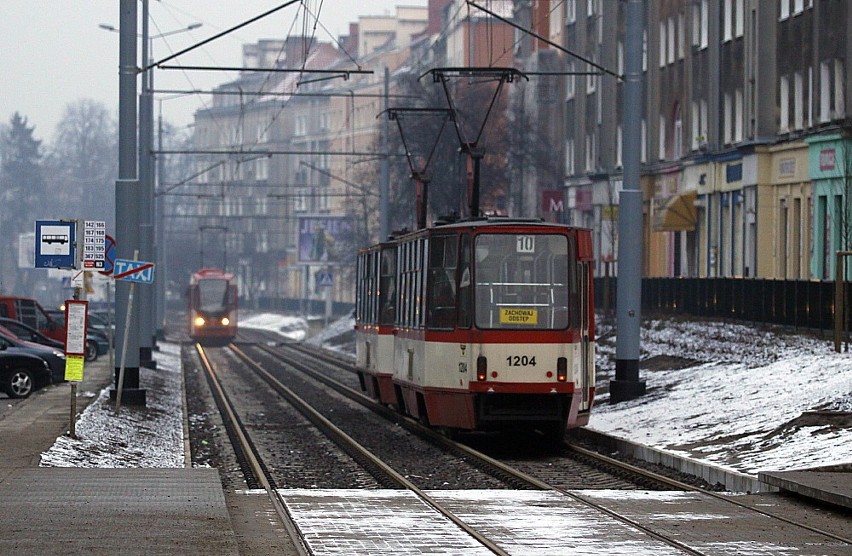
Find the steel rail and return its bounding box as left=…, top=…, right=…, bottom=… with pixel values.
left=228, top=342, right=511, bottom=556
left=194, top=343, right=310, bottom=556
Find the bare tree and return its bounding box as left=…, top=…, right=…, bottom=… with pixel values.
left=44, top=99, right=118, bottom=230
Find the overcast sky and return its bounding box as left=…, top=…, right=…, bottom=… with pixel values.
left=0, top=1, right=427, bottom=143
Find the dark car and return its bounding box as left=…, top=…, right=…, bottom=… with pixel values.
left=0, top=343, right=53, bottom=398
left=45, top=310, right=110, bottom=362
left=0, top=328, right=66, bottom=384
left=0, top=317, right=64, bottom=350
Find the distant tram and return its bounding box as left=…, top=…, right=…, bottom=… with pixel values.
left=188, top=268, right=238, bottom=345
left=355, top=216, right=596, bottom=443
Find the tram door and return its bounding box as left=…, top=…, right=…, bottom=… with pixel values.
left=578, top=261, right=592, bottom=411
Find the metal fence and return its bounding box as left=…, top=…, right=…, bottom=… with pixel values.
left=594, top=277, right=849, bottom=331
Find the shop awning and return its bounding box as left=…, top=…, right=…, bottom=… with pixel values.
left=654, top=190, right=697, bottom=232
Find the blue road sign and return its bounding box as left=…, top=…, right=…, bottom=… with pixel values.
left=113, top=259, right=155, bottom=284
left=99, top=235, right=116, bottom=275
left=35, top=220, right=76, bottom=269
left=317, top=271, right=333, bottom=287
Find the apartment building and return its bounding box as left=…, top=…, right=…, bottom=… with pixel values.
left=554, top=0, right=850, bottom=281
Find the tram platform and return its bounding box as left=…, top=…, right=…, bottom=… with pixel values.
left=0, top=354, right=238, bottom=555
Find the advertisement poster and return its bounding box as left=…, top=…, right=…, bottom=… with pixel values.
left=298, top=216, right=352, bottom=263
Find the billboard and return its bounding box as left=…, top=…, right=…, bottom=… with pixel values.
left=297, top=216, right=352, bottom=263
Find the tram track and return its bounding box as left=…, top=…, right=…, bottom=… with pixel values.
left=231, top=331, right=852, bottom=554
left=188, top=328, right=852, bottom=554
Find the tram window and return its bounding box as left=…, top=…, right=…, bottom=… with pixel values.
left=473, top=234, right=572, bottom=330
left=457, top=234, right=472, bottom=328
left=198, top=280, right=229, bottom=312
left=427, top=235, right=457, bottom=330
left=379, top=249, right=396, bottom=326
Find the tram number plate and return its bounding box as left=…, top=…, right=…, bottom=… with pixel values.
left=507, top=355, right=537, bottom=367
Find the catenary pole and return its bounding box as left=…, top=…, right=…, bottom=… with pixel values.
left=139, top=0, right=156, bottom=368
left=380, top=67, right=390, bottom=241
left=113, top=0, right=146, bottom=405
left=610, top=0, right=646, bottom=402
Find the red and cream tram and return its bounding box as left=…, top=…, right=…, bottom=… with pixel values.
left=355, top=216, right=595, bottom=442
left=188, top=268, right=238, bottom=345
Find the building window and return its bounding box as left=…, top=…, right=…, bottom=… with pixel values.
left=295, top=114, right=307, bottom=136
left=641, top=119, right=647, bottom=163
left=643, top=30, right=648, bottom=71
left=780, top=0, right=790, bottom=20
left=794, top=72, right=803, bottom=130
left=735, top=0, right=744, bottom=37
left=723, top=93, right=732, bottom=144
left=691, top=101, right=700, bottom=150
left=808, top=66, right=814, bottom=127
left=256, top=157, right=268, bottom=180
left=566, top=62, right=575, bottom=100
left=793, top=0, right=804, bottom=15
left=820, top=61, right=831, bottom=122
left=678, top=13, right=686, bottom=59
left=673, top=108, right=683, bottom=159
left=585, top=133, right=596, bottom=171
left=723, top=0, right=733, bottom=41
left=667, top=17, right=675, bottom=64
left=659, top=114, right=666, bottom=160
left=780, top=74, right=790, bottom=131
left=617, top=41, right=624, bottom=75
left=586, top=57, right=597, bottom=93
left=567, top=0, right=576, bottom=23
left=616, top=125, right=623, bottom=167
left=659, top=21, right=666, bottom=67
left=565, top=138, right=575, bottom=175
left=734, top=88, right=743, bottom=141
left=835, top=59, right=846, bottom=119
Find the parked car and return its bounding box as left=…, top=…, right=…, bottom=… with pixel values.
left=0, top=296, right=65, bottom=342
left=87, top=310, right=115, bottom=338
left=45, top=310, right=110, bottom=362
left=0, top=317, right=64, bottom=350
left=0, top=328, right=66, bottom=384
left=0, top=347, right=52, bottom=398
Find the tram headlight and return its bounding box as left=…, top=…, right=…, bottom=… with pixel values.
left=476, top=355, right=487, bottom=381
left=194, top=316, right=206, bottom=327
left=221, top=317, right=230, bottom=326
left=557, top=357, right=568, bottom=382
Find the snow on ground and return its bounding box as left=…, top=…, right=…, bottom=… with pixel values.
left=39, top=313, right=852, bottom=476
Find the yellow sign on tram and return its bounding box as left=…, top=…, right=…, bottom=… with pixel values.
left=499, top=308, right=538, bottom=325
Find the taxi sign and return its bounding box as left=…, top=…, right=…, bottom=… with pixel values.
left=113, top=259, right=155, bottom=284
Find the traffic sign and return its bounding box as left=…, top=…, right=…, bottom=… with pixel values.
left=113, top=258, right=155, bottom=284
left=99, top=235, right=116, bottom=275
left=34, top=220, right=76, bottom=269
left=317, top=271, right=333, bottom=287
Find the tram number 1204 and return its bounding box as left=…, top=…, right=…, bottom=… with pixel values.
left=507, top=355, right=537, bottom=367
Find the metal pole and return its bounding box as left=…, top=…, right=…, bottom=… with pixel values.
left=113, top=0, right=145, bottom=405
left=139, top=0, right=155, bottom=367
left=155, top=100, right=166, bottom=339
left=610, top=0, right=646, bottom=403
left=380, top=67, right=390, bottom=240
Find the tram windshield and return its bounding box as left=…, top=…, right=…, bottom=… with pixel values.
left=198, top=279, right=229, bottom=313
left=474, top=233, right=573, bottom=330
